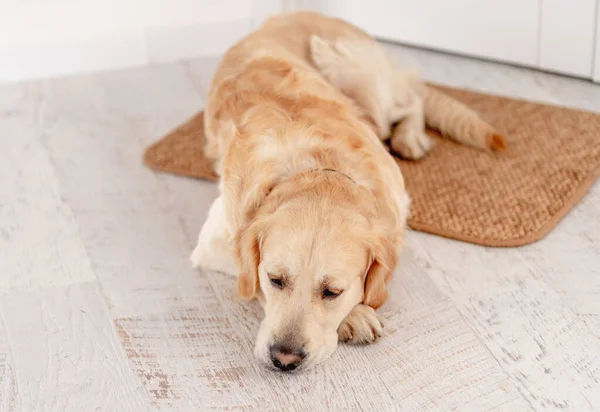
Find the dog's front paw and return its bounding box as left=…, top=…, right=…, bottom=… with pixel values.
left=190, top=241, right=206, bottom=268
left=338, top=304, right=383, bottom=345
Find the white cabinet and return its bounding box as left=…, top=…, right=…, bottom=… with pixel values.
left=303, top=0, right=600, bottom=81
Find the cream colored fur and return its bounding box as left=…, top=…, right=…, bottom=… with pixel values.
left=190, top=12, right=504, bottom=371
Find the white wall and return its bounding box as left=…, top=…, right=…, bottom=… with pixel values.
left=3, top=0, right=599, bottom=83
left=0, top=0, right=280, bottom=83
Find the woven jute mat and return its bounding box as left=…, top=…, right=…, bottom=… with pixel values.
left=143, top=85, right=600, bottom=247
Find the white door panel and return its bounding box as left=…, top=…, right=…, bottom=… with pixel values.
left=539, top=0, right=597, bottom=77
left=305, top=0, right=600, bottom=80
left=324, top=0, right=541, bottom=67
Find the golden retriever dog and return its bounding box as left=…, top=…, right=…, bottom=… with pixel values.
left=190, top=12, right=504, bottom=372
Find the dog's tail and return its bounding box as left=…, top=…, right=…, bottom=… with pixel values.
left=424, top=86, right=506, bottom=151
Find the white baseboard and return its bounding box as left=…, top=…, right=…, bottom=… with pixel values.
left=0, top=19, right=252, bottom=83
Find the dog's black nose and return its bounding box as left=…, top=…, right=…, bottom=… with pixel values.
left=270, top=345, right=305, bottom=372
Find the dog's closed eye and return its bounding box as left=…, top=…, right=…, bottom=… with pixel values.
left=269, top=274, right=284, bottom=289
left=322, top=288, right=342, bottom=299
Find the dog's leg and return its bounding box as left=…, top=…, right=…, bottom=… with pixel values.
left=388, top=94, right=434, bottom=160
left=310, top=35, right=393, bottom=139
left=337, top=304, right=383, bottom=344
left=190, top=196, right=238, bottom=276
left=309, top=35, right=433, bottom=159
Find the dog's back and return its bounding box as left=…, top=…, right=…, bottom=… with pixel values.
left=204, top=12, right=409, bottom=245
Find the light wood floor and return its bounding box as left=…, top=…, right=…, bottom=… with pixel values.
left=1, top=43, right=600, bottom=411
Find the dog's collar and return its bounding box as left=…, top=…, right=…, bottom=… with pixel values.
left=309, top=168, right=356, bottom=184
left=265, top=168, right=357, bottom=201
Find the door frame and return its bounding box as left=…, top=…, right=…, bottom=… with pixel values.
left=594, top=0, right=600, bottom=82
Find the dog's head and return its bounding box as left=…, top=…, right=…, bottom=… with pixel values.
left=234, top=171, right=397, bottom=371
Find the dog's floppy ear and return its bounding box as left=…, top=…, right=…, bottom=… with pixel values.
left=363, top=235, right=397, bottom=309
left=234, top=219, right=264, bottom=299
left=232, top=182, right=285, bottom=299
